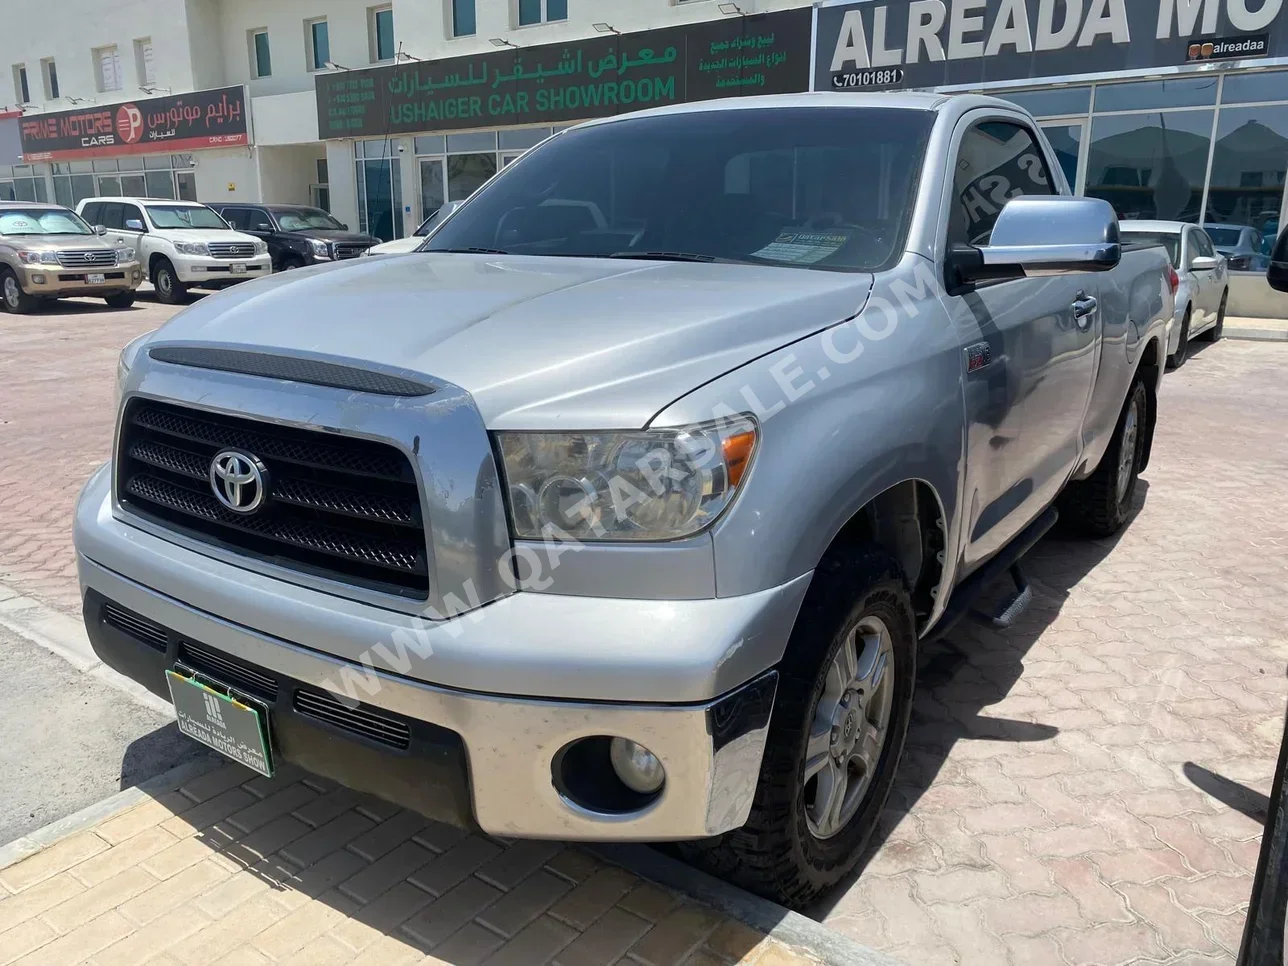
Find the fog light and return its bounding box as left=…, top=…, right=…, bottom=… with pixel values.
left=133, top=270, right=142, bottom=282
left=609, top=738, right=665, bottom=794
left=31, top=273, right=45, bottom=284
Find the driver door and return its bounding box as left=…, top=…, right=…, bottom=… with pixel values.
left=944, top=117, right=1101, bottom=572
left=106, top=202, right=145, bottom=263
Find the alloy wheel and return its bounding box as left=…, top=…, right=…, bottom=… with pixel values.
left=1116, top=393, right=1140, bottom=505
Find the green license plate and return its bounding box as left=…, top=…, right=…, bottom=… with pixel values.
left=166, top=668, right=274, bottom=778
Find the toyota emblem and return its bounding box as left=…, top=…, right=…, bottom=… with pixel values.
left=210, top=449, right=269, bottom=514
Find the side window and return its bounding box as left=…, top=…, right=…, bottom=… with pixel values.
left=948, top=120, right=1056, bottom=248
left=1193, top=230, right=1215, bottom=259
left=221, top=207, right=248, bottom=230
left=120, top=203, right=145, bottom=230
left=249, top=208, right=274, bottom=230
left=81, top=202, right=101, bottom=225
left=99, top=202, right=124, bottom=230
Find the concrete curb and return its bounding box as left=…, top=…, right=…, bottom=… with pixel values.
left=1225, top=326, right=1288, bottom=342
left=0, top=756, right=215, bottom=872
left=0, top=581, right=175, bottom=717
left=592, top=845, right=906, bottom=966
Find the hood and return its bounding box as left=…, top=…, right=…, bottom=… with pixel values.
left=366, top=237, right=423, bottom=255
left=156, top=228, right=262, bottom=244
left=2, top=233, right=114, bottom=251
left=147, top=254, right=874, bottom=429
left=286, top=228, right=379, bottom=245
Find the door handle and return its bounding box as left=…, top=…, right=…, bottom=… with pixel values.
left=1072, top=293, right=1098, bottom=327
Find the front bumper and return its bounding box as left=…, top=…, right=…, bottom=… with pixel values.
left=172, top=253, right=272, bottom=284
left=19, top=262, right=142, bottom=296
left=75, top=465, right=795, bottom=840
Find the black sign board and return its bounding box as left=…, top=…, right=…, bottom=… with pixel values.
left=21, top=86, right=248, bottom=161
left=316, top=9, right=811, bottom=139
left=814, top=0, right=1288, bottom=93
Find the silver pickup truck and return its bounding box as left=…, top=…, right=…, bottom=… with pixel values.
left=74, top=92, right=1172, bottom=906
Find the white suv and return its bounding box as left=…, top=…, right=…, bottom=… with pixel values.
left=76, top=198, right=272, bottom=304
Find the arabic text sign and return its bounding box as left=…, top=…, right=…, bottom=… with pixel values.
left=814, top=0, right=1288, bottom=92
left=20, top=86, right=248, bottom=161
left=316, top=9, right=811, bottom=139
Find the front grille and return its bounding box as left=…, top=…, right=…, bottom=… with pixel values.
left=179, top=641, right=280, bottom=701
left=207, top=242, right=257, bottom=259
left=102, top=602, right=168, bottom=652
left=117, top=400, right=428, bottom=597
left=294, top=689, right=412, bottom=749
left=333, top=243, right=370, bottom=260
left=58, top=249, right=117, bottom=268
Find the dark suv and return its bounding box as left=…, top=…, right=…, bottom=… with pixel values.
left=209, top=204, right=378, bottom=271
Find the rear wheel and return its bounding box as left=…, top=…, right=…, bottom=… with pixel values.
left=1, top=269, right=39, bottom=314
left=1198, top=291, right=1227, bottom=343
left=677, top=547, right=916, bottom=908
left=1059, top=379, right=1147, bottom=538
left=104, top=292, right=135, bottom=309
left=153, top=259, right=187, bottom=305
left=1167, top=308, right=1190, bottom=369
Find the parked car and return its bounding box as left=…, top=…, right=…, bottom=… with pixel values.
left=1202, top=223, right=1267, bottom=271
left=76, top=198, right=271, bottom=305
left=1270, top=225, right=1288, bottom=293
left=209, top=203, right=379, bottom=270
left=75, top=93, right=1173, bottom=907
left=363, top=202, right=462, bottom=256
left=1121, top=221, right=1228, bottom=368
left=0, top=201, right=142, bottom=313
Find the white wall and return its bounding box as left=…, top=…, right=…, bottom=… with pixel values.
left=257, top=143, right=325, bottom=205
left=192, top=146, right=259, bottom=203
left=1230, top=273, right=1288, bottom=319
left=325, top=138, right=358, bottom=231
left=251, top=90, right=320, bottom=146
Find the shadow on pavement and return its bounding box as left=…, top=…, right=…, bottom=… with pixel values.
left=1183, top=761, right=1269, bottom=824
left=118, top=724, right=217, bottom=792
left=811, top=481, right=1150, bottom=917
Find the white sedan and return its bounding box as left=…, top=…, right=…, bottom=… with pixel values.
left=363, top=202, right=462, bottom=257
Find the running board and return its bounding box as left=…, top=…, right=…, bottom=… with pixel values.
left=927, top=506, right=1057, bottom=642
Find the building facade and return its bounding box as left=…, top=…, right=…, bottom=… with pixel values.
left=3, top=0, right=1286, bottom=314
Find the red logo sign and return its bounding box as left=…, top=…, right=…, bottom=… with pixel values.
left=115, top=104, right=143, bottom=144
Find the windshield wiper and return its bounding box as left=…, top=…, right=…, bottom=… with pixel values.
left=432, top=247, right=510, bottom=255
left=609, top=251, right=718, bottom=263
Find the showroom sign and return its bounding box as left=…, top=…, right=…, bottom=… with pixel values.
left=315, top=8, right=811, bottom=138
left=21, top=86, right=248, bottom=161
left=814, top=0, right=1288, bottom=91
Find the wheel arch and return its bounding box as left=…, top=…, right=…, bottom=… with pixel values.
left=147, top=251, right=170, bottom=281
left=1135, top=335, right=1162, bottom=472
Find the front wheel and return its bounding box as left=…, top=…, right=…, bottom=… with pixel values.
left=1059, top=379, right=1148, bottom=538
left=153, top=259, right=187, bottom=305
left=678, top=547, right=916, bottom=908
left=1, top=269, right=39, bottom=314
left=104, top=292, right=135, bottom=309
left=1167, top=309, right=1190, bottom=369
left=1198, top=291, right=1227, bottom=343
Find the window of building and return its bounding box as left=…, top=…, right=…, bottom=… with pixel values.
left=1000, top=86, right=1092, bottom=119
left=94, top=45, right=122, bottom=92
left=52, top=154, right=194, bottom=208
left=1085, top=109, right=1213, bottom=224
left=12, top=65, right=28, bottom=103
left=134, top=37, right=155, bottom=86
left=518, top=0, right=567, bottom=26
left=1093, top=76, right=1218, bottom=113
left=0, top=164, right=50, bottom=202
left=312, top=158, right=330, bottom=211
left=1205, top=104, right=1288, bottom=246
left=306, top=18, right=330, bottom=71
left=370, top=6, right=395, bottom=62
left=948, top=121, right=1055, bottom=248
left=249, top=29, right=272, bottom=78
left=452, top=0, right=476, bottom=37
left=40, top=58, right=58, bottom=99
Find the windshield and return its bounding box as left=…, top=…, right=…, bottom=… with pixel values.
left=1204, top=227, right=1244, bottom=248
left=424, top=107, right=935, bottom=273
left=145, top=205, right=229, bottom=230
left=1122, top=230, right=1180, bottom=267
left=275, top=208, right=345, bottom=231
left=0, top=208, right=94, bottom=236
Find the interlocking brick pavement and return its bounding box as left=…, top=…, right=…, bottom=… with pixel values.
left=0, top=763, right=821, bottom=966
left=817, top=338, right=1288, bottom=964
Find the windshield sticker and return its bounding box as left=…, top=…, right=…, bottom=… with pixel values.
left=753, top=230, right=851, bottom=265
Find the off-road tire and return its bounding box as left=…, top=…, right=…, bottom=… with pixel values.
left=279, top=255, right=305, bottom=271
left=1198, top=291, right=1227, bottom=342
left=1167, top=308, right=1190, bottom=369
left=104, top=292, right=136, bottom=309
left=1059, top=379, right=1148, bottom=539
left=676, top=546, right=916, bottom=909
left=153, top=259, right=187, bottom=305
left=1, top=268, right=39, bottom=314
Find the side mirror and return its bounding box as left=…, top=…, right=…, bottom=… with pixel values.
left=124, top=218, right=145, bottom=232
left=254, top=222, right=273, bottom=231
left=954, top=196, right=1121, bottom=286
left=340, top=223, right=349, bottom=230
left=93, top=224, right=107, bottom=235
left=1190, top=255, right=1220, bottom=272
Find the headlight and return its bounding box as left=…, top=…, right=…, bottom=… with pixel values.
left=174, top=241, right=209, bottom=256
left=115, top=333, right=151, bottom=406
left=310, top=239, right=331, bottom=259
left=252, top=239, right=268, bottom=255
left=495, top=415, right=757, bottom=541
left=16, top=250, right=59, bottom=265
left=114, top=247, right=134, bottom=262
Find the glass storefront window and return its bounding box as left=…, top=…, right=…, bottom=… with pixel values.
left=1221, top=70, right=1288, bottom=106
left=359, top=157, right=402, bottom=241
left=1041, top=122, right=1083, bottom=191
left=447, top=153, right=497, bottom=202
left=414, top=135, right=445, bottom=155
left=1204, top=104, right=1288, bottom=255
left=420, top=158, right=446, bottom=220
left=499, top=127, right=553, bottom=150
left=446, top=131, right=496, bottom=153
left=1001, top=86, right=1091, bottom=119
left=1094, top=76, right=1219, bottom=113
left=1086, top=110, right=1213, bottom=222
